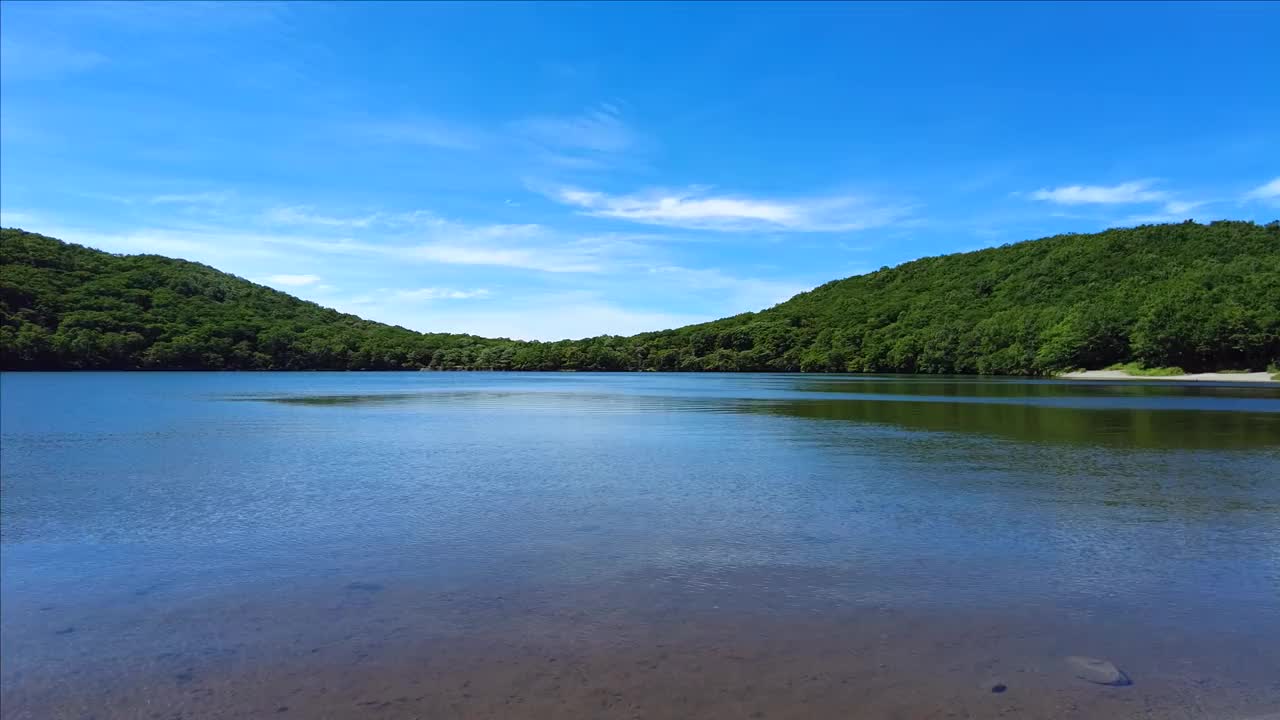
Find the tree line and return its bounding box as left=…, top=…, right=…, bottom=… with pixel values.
left=2, top=221, right=1277, bottom=374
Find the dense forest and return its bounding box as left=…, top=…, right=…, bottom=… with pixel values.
left=2, top=222, right=1278, bottom=374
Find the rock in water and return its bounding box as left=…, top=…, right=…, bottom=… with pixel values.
left=1065, top=656, right=1132, bottom=686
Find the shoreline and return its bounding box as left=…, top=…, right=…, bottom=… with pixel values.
left=7, top=366, right=1280, bottom=384
left=1059, top=369, right=1277, bottom=383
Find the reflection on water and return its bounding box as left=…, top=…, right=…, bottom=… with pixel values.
left=792, top=374, right=1280, bottom=400
left=750, top=396, right=1280, bottom=449
left=237, top=391, right=429, bottom=405
left=2, top=372, right=1278, bottom=719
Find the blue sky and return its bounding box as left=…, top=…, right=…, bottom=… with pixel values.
left=2, top=1, right=1277, bottom=340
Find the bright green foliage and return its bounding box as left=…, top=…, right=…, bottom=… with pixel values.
left=1106, top=362, right=1188, bottom=377
left=3, top=221, right=1278, bottom=373
left=0, top=229, right=497, bottom=371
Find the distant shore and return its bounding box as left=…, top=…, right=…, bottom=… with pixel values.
left=1060, top=369, right=1277, bottom=383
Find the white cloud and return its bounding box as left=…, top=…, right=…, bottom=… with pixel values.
left=355, top=119, right=481, bottom=150
left=52, top=189, right=233, bottom=209
left=643, top=266, right=805, bottom=309
left=405, top=244, right=602, bottom=273
left=417, top=217, right=544, bottom=242
left=461, top=302, right=704, bottom=341
left=55, top=219, right=621, bottom=275
left=264, top=273, right=321, bottom=287
left=150, top=191, right=233, bottom=206
left=0, top=209, right=39, bottom=227
left=12, top=216, right=821, bottom=341
left=1121, top=199, right=1208, bottom=226
left=0, top=38, right=105, bottom=80
left=84, top=211, right=631, bottom=275
left=28, top=225, right=291, bottom=266
left=517, top=103, right=636, bottom=154
left=554, top=186, right=908, bottom=232
left=332, top=290, right=708, bottom=341
left=261, top=207, right=551, bottom=244
left=388, top=220, right=642, bottom=273
left=12, top=188, right=827, bottom=340
left=1121, top=214, right=1187, bottom=226
left=1162, top=200, right=1203, bottom=215
left=393, top=287, right=491, bottom=301
left=1031, top=180, right=1167, bottom=205
left=51, top=0, right=287, bottom=31
left=263, top=206, right=380, bottom=228
left=1243, top=177, right=1280, bottom=203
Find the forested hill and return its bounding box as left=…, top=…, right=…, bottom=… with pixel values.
left=0, top=228, right=498, bottom=371
left=2, top=221, right=1278, bottom=374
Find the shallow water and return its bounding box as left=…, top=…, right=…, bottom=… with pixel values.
left=2, top=372, right=1278, bottom=719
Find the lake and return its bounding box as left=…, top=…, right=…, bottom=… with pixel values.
left=2, top=372, right=1278, bottom=719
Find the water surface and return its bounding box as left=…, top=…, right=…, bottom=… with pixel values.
left=2, top=372, right=1278, bottom=719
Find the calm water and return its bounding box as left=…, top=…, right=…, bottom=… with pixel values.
left=2, top=372, right=1278, bottom=719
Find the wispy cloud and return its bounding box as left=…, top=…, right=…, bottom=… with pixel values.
left=271, top=213, right=623, bottom=273
left=64, top=189, right=233, bottom=208
left=0, top=38, right=106, bottom=80
left=51, top=0, right=291, bottom=31
left=404, top=243, right=602, bottom=273
left=70, top=205, right=635, bottom=274
left=351, top=104, right=637, bottom=164
left=513, top=103, right=647, bottom=170
left=554, top=186, right=909, bottom=232
left=0, top=209, right=39, bottom=227
left=24, top=225, right=292, bottom=268
left=263, top=273, right=321, bottom=287
left=1162, top=200, right=1203, bottom=215
left=14, top=214, right=814, bottom=340
left=264, top=206, right=384, bottom=229
left=354, top=118, right=482, bottom=151
left=1243, top=177, right=1280, bottom=203
left=262, top=206, right=545, bottom=238
left=150, top=191, right=234, bottom=206
left=333, top=289, right=709, bottom=341
left=1120, top=199, right=1208, bottom=226
left=1030, top=180, right=1167, bottom=205
left=643, top=265, right=806, bottom=309
left=392, top=287, right=491, bottom=301
left=517, top=103, right=635, bottom=154
left=26, top=219, right=621, bottom=278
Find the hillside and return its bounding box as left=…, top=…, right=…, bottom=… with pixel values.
left=2, top=221, right=1278, bottom=373
left=0, top=228, right=499, bottom=371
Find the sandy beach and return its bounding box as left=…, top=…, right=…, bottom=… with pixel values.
left=1060, top=370, right=1277, bottom=383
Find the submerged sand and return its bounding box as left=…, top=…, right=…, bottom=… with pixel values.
left=4, top=569, right=1279, bottom=720
left=1060, top=369, right=1277, bottom=383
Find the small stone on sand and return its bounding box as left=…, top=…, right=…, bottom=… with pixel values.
left=1066, top=656, right=1132, bottom=686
